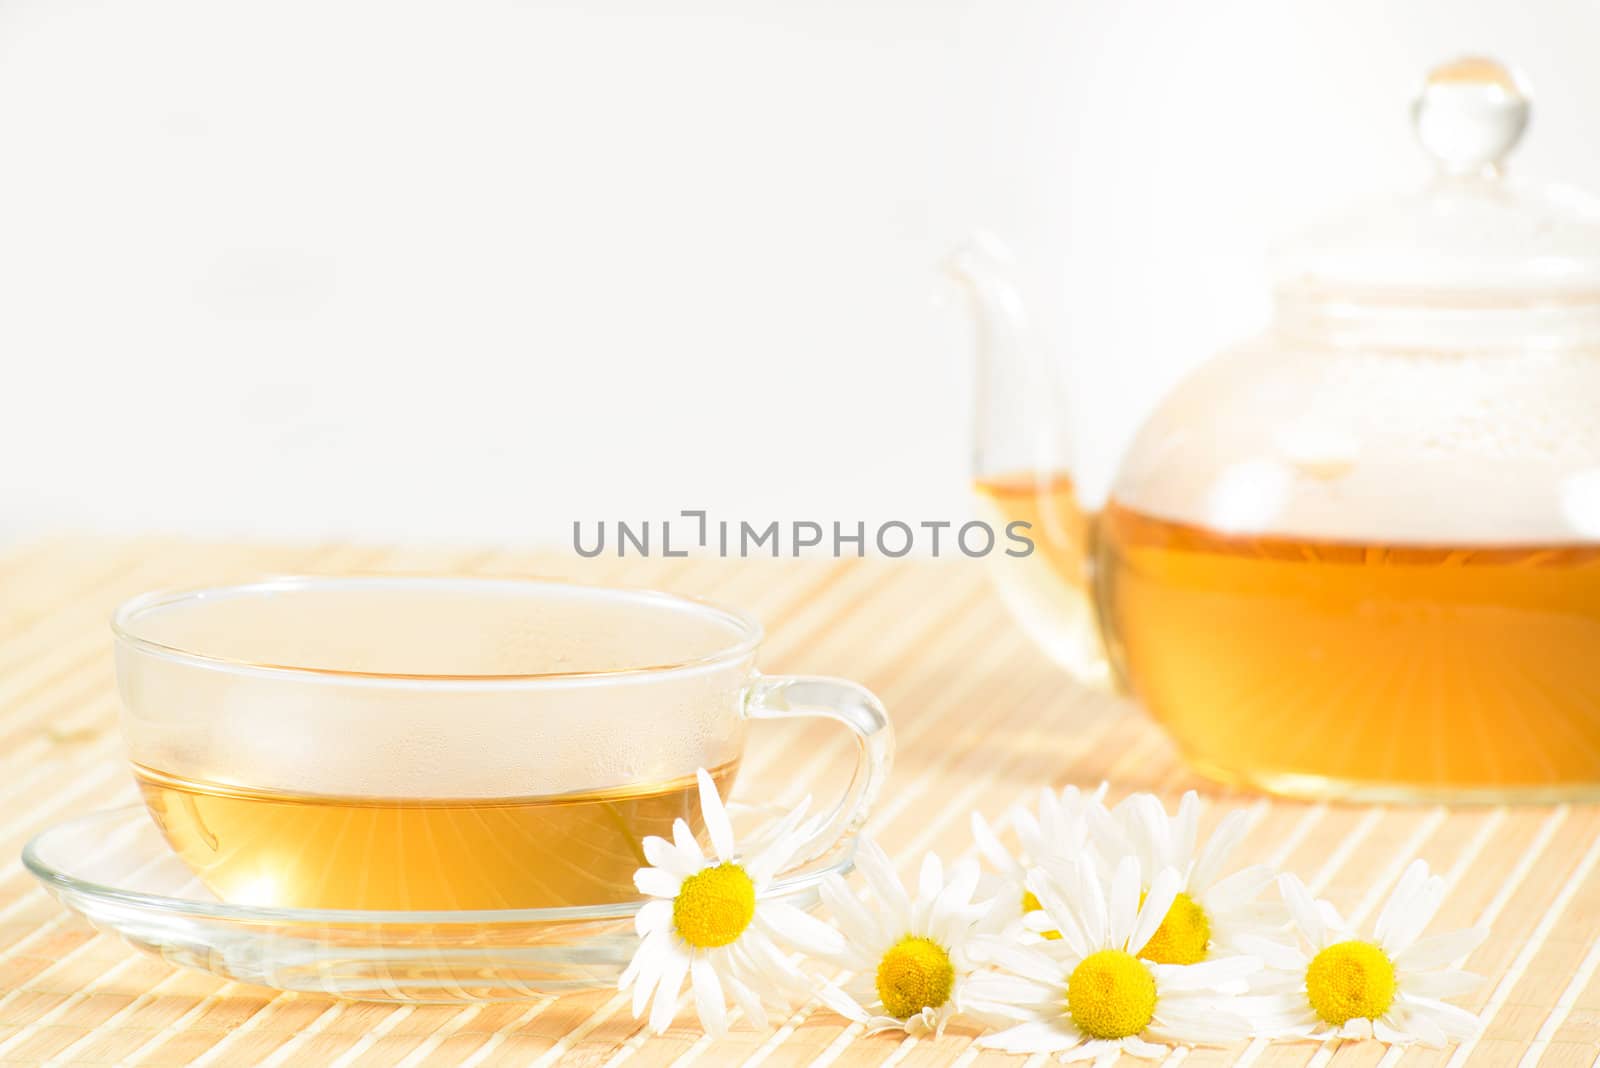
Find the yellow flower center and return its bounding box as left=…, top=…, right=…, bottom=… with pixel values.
left=1306, top=940, right=1397, bottom=1025
left=875, top=935, right=956, bottom=1020
left=1067, top=949, right=1158, bottom=1040
left=1020, top=889, right=1061, bottom=941
left=1137, top=890, right=1211, bottom=965
left=672, top=862, right=755, bottom=948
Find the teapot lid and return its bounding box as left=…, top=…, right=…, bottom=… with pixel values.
left=1272, top=58, right=1600, bottom=302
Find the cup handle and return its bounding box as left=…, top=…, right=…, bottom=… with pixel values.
left=740, top=674, right=894, bottom=868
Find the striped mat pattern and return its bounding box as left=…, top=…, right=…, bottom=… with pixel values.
left=0, top=538, right=1595, bottom=1066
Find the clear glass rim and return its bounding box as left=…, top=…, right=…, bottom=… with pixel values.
left=111, top=575, right=764, bottom=687
left=1272, top=284, right=1600, bottom=352
left=23, top=804, right=852, bottom=926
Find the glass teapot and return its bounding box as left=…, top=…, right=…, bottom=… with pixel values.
left=952, top=58, right=1600, bottom=803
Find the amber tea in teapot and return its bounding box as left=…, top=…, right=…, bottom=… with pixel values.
left=962, top=59, right=1600, bottom=802
left=978, top=474, right=1600, bottom=795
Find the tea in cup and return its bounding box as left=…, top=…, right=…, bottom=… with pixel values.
left=112, top=577, right=891, bottom=911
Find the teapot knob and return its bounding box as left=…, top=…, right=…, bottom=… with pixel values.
left=1412, top=57, right=1530, bottom=176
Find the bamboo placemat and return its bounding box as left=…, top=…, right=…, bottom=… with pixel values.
left=0, top=538, right=1595, bottom=1067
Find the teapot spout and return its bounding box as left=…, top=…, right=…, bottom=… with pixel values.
left=947, top=234, right=1112, bottom=689
left=943, top=232, right=1073, bottom=489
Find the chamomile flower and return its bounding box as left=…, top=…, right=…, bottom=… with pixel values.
left=1241, top=861, right=1487, bottom=1046
left=971, top=783, right=1108, bottom=936
left=1091, top=790, right=1282, bottom=965
left=965, top=856, right=1262, bottom=1064
left=814, top=838, right=996, bottom=1037
left=621, top=769, right=845, bottom=1039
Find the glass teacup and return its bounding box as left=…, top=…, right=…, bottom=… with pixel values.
left=111, top=577, right=891, bottom=911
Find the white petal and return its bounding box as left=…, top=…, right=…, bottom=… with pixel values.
left=977, top=1019, right=1082, bottom=1053
left=643, top=836, right=700, bottom=879
left=1401, top=876, right=1446, bottom=945
left=1209, top=902, right=1291, bottom=941
left=979, top=940, right=1064, bottom=985
left=1190, top=807, right=1253, bottom=893
left=1128, top=867, right=1181, bottom=956
left=1235, top=934, right=1309, bottom=972
left=963, top=977, right=1060, bottom=1019
left=1401, top=968, right=1483, bottom=999
left=1376, top=1005, right=1442, bottom=1047
left=690, top=955, right=728, bottom=1039
left=1278, top=873, right=1324, bottom=946
left=1202, top=863, right=1277, bottom=912
left=862, top=1014, right=908, bottom=1035
left=697, top=768, right=735, bottom=862
left=1108, top=855, right=1141, bottom=950
left=635, top=867, right=685, bottom=899
left=1025, top=865, right=1068, bottom=919
left=971, top=810, right=1018, bottom=874
left=972, top=889, right=1020, bottom=941
left=818, top=875, right=881, bottom=960
left=1150, top=954, right=1259, bottom=991
left=629, top=950, right=668, bottom=1019
left=1036, top=786, right=1063, bottom=836
left=1022, top=910, right=1056, bottom=934
left=619, top=932, right=647, bottom=990
left=1316, top=898, right=1349, bottom=936
left=1124, top=795, right=1170, bottom=874
left=672, top=819, right=706, bottom=866
left=1395, top=926, right=1488, bottom=970
left=1149, top=994, right=1255, bottom=1042
left=1122, top=1036, right=1170, bottom=1059
left=1064, top=1038, right=1119, bottom=1063
left=936, top=857, right=981, bottom=916
left=1174, top=792, right=1200, bottom=869
left=1013, top=806, right=1043, bottom=857
left=1404, top=1011, right=1450, bottom=1047
left=635, top=898, right=673, bottom=937
left=754, top=794, right=811, bottom=851
left=641, top=835, right=673, bottom=870
left=1374, top=860, right=1429, bottom=944
left=962, top=995, right=1051, bottom=1024
left=1074, top=857, right=1111, bottom=948
left=726, top=942, right=794, bottom=1013
left=1201, top=994, right=1318, bottom=1037
left=811, top=980, right=866, bottom=1025
left=916, top=852, right=944, bottom=925
left=1377, top=860, right=1444, bottom=953
left=1088, top=804, right=1132, bottom=868
left=1026, top=867, right=1091, bottom=957
left=740, top=928, right=809, bottom=993
left=759, top=902, right=847, bottom=956
left=1146, top=1015, right=1255, bottom=1046
left=1246, top=971, right=1310, bottom=997
left=649, top=946, right=692, bottom=1033
left=857, top=837, right=912, bottom=916
left=746, top=797, right=815, bottom=884
left=927, top=898, right=961, bottom=950
left=1396, top=994, right=1483, bottom=1040
left=723, top=968, right=770, bottom=1029
left=1338, top=1018, right=1373, bottom=1040
left=622, top=932, right=669, bottom=1013
left=1372, top=1017, right=1416, bottom=1045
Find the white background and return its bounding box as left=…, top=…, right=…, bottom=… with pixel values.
left=3, top=1, right=1598, bottom=546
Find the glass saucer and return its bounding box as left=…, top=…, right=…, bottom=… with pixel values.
left=24, top=803, right=855, bottom=1003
